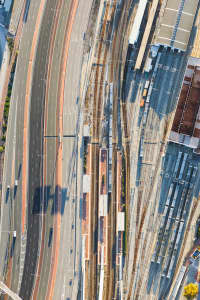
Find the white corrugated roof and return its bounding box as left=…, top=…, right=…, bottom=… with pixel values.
left=99, top=195, right=108, bottom=216
left=129, top=0, right=147, bottom=45
left=117, top=212, right=125, bottom=231
left=83, top=175, right=91, bottom=193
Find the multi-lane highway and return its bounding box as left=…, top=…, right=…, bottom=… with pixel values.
left=19, top=0, right=59, bottom=298
left=0, top=0, right=92, bottom=299
left=0, top=0, right=43, bottom=295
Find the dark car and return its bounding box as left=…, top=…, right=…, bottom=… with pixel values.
left=48, top=227, right=53, bottom=247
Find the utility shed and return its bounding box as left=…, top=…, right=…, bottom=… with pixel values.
left=155, top=0, right=198, bottom=51
left=83, top=175, right=91, bottom=193
left=117, top=212, right=125, bottom=231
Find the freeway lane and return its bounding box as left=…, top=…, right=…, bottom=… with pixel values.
left=0, top=0, right=45, bottom=295
left=31, top=0, right=65, bottom=298
left=33, top=0, right=70, bottom=299
left=19, top=0, right=59, bottom=298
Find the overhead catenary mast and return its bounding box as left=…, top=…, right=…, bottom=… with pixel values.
left=0, top=281, right=22, bottom=300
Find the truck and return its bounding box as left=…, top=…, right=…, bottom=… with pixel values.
left=143, top=89, right=147, bottom=97
left=140, top=98, right=145, bottom=107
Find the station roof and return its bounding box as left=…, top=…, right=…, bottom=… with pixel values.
left=155, top=0, right=199, bottom=51
left=83, top=175, right=91, bottom=193
left=99, top=195, right=108, bottom=216
left=117, top=212, right=125, bottom=231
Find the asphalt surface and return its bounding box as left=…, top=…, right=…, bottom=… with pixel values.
left=35, top=0, right=71, bottom=299
left=19, top=0, right=59, bottom=298
left=0, top=0, right=41, bottom=296
left=148, top=48, right=185, bottom=116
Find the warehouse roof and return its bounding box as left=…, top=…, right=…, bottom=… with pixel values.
left=155, top=0, right=199, bottom=51
left=169, top=58, right=200, bottom=149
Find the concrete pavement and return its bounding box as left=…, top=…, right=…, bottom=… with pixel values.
left=50, top=0, right=92, bottom=298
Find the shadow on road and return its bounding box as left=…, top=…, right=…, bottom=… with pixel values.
left=32, top=185, right=70, bottom=215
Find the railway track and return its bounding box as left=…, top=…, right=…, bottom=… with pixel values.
left=89, top=144, right=99, bottom=299
left=106, top=0, right=133, bottom=298
left=105, top=1, right=133, bottom=298
left=84, top=0, right=133, bottom=298
left=87, top=2, right=111, bottom=299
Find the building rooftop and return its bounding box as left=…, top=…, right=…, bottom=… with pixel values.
left=155, top=0, right=198, bottom=51
left=170, top=58, right=200, bottom=149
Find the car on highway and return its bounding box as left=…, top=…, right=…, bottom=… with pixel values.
left=6, top=185, right=10, bottom=203
left=48, top=227, right=53, bottom=247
